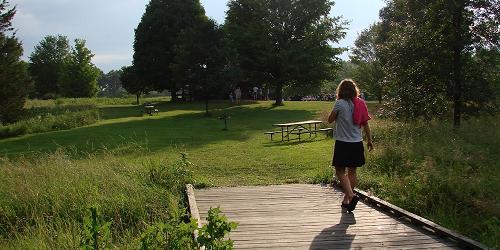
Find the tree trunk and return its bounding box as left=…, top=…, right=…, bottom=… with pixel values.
left=452, top=1, right=464, bottom=128
left=136, top=93, right=140, bottom=105
left=170, top=88, right=178, bottom=102
left=274, top=82, right=283, bottom=105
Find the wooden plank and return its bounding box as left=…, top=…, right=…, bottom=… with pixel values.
left=354, top=188, right=488, bottom=250
left=193, top=184, right=465, bottom=249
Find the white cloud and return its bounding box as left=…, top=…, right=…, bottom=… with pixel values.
left=12, top=9, right=41, bottom=36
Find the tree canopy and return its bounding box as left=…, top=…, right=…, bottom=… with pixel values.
left=133, top=0, right=205, bottom=99
left=350, top=23, right=384, bottom=103
left=29, top=35, right=70, bottom=98
left=171, top=16, right=228, bottom=114
left=376, top=0, right=499, bottom=125
left=98, top=69, right=126, bottom=97
left=120, top=65, right=147, bottom=105
left=225, top=0, right=346, bottom=105
left=0, top=0, right=32, bottom=123
left=59, top=39, right=100, bottom=98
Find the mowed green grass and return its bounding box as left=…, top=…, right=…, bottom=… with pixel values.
left=0, top=100, right=336, bottom=186
left=0, top=99, right=498, bottom=248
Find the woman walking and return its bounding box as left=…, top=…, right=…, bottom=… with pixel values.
left=328, top=79, right=373, bottom=212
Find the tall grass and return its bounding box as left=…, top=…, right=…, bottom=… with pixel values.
left=356, top=116, right=500, bottom=248
left=0, top=105, right=99, bottom=139
left=25, top=96, right=169, bottom=108
left=0, top=147, right=192, bottom=248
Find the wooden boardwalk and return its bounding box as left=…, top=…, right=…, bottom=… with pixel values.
left=193, top=184, right=463, bottom=249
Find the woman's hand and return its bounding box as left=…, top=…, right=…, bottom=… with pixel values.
left=367, top=140, right=373, bottom=152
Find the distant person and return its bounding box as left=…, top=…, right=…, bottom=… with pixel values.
left=360, top=91, right=365, bottom=100
left=253, top=86, right=259, bottom=100
left=234, top=87, right=242, bottom=104
left=229, top=92, right=234, bottom=103
left=258, top=87, right=263, bottom=100
left=328, top=79, right=373, bottom=213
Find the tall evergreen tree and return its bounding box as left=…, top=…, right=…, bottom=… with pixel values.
left=0, top=0, right=32, bottom=123
left=59, top=39, right=100, bottom=97
left=133, top=0, right=205, bottom=100
left=225, top=0, right=346, bottom=105
left=28, top=35, right=70, bottom=98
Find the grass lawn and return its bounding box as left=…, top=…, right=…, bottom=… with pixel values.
left=0, top=99, right=498, bottom=248
left=0, top=100, right=335, bottom=186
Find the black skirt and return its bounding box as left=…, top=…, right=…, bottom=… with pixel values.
left=332, top=140, right=365, bottom=167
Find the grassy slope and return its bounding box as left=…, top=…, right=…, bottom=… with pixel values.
left=0, top=100, right=498, bottom=247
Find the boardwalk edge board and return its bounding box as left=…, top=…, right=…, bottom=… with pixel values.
left=185, top=184, right=204, bottom=250
left=353, top=187, right=489, bottom=250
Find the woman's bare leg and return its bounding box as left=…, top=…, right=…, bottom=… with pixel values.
left=335, top=166, right=354, bottom=203
left=347, top=167, right=357, bottom=191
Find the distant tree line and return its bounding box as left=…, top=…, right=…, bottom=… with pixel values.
left=123, top=0, right=347, bottom=110
left=29, top=35, right=100, bottom=99
left=2, top=0, right=498, bottom=127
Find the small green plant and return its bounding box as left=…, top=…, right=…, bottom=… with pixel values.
left=80, top=207, right=112, bottom=250
left=139, top=219, right=198, bottom=250
left=148, top=153, right=193, bottom=194
left=197, top=207, right=238, bottom=250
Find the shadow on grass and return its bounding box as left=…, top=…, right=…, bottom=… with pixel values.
left=98, top=100, right=260, bottom=121
left=0, top=104, right=316, bottom=157
left=262, top=136, right=330, bottom=147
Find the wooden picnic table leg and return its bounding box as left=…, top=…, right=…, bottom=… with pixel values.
left=281, top=127, right=284, bottom=141
left=287, top=126, right=290, bottom=141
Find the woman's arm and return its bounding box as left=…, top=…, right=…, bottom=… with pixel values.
left=363, top=122, right=373, bottom=151
left=328, top=110, right=337, bottom=123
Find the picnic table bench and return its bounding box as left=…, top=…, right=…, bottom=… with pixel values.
left=264, top=120, right=332, bottom=141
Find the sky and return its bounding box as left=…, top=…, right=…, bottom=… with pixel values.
left=11, top=0, right=385, bottom=73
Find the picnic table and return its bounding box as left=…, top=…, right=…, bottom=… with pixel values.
left=271, top=120, right=325, bottom=141
left=144, top=104, right=158, bottom=116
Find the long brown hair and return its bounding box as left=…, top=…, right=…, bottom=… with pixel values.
left=336, top=79, right=360, bottom=100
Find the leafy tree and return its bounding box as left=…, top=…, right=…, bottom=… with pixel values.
left=133, top=0, right=205, bottom=100
left=350, top=23, right=384, bottom=103
left=320, top=60, right=356, bottom=93
left=28, top=35, right=70, bottom=98
left=59, top=39, right=100, bottom=98
left=98, top=69, right=125, bottom=97
left=225, top=0, right=346, bottom=105
left=171, top=17, right=227, bottom=115
left=121, top=65, right=147, bottom=105
left=0, top=0, right=32, bottom=123
left=378, top=0, right=499, bottom=125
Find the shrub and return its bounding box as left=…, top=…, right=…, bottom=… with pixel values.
left=197, top=207, right=238, bottom=250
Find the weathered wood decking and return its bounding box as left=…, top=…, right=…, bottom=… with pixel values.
left=193, top=184, right=464, bottom=249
